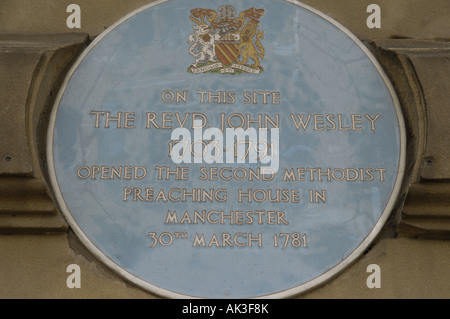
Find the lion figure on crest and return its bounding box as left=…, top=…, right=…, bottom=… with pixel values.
left=188, top=24, right=217, bottom=67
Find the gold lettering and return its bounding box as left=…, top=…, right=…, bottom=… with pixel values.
left=164, top=210, right=289, bottom=225
left=237, top=189, right=301, bottom=203
left=290, top=113, right=381, bottom=131
left=248, top=233, right=263, bottom=247
left=281, top=167, right=387, bottom=182
left=313, top=114, right=324, bottom=130
left=104, top=111, right=121, bottom=128
left=199, top=166, right=274, bottom=181
left=243, top=91, right=281, bottom=104
left=351, top=114, right=363, bottom=130
left=164, top=210, right=178, bottom=223
left=365, top=114, right=381, bottom=130
left=78, top=165, right=147, bottom=179
left=146, top=112, right=160, bottom=128
left=180, top=211, right=192, bottom=224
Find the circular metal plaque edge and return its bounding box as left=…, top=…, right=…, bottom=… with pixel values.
left=47, top=0, right=407, bottom=299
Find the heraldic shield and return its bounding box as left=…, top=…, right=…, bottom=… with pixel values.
left=188, top=5, right=265, bottom=74
left=215, top=40, right=240, bottom=67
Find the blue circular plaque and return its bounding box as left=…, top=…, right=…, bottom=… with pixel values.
left=48, top=0, right=405, bottom=298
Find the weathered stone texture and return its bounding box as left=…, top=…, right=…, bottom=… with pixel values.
left=1, top=0, right=449, bottom=40
left=373, top=40, right=450, bottom=239
left=0, top=34, right=89, bottom=233
left=412, top=55, right=450, bottom=180
left=0, top=51, right=38, bottom=175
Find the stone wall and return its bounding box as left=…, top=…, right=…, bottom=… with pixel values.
left=0, top=0, right=449, bottom=298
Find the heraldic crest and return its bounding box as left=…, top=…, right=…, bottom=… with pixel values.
left=188, top=5, right=265, bottom=74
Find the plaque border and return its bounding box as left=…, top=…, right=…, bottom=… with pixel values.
left=47, top=0, right=406, bottom=299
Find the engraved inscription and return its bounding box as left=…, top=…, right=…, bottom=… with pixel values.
left=77, top=88, right=390, bottom=252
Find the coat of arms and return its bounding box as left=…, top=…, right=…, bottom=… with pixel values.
left=188, top=5, right=265, bottom=74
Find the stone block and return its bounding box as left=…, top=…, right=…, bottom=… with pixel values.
left=0, top=33, right=88, bottom=233
left=0, top=51, right=40, bottom=176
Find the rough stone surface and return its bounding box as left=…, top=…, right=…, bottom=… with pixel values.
left=372, top=40, right=450, bottom=239
left=1, top=234, right=449, bottom=298
left=0, top=0, right=449, bottom=40
left=411, top=55, right=450, bottom=180
left=0, top=51, right=39, bottom=176
left=0, top=34, right=88, bottom=233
